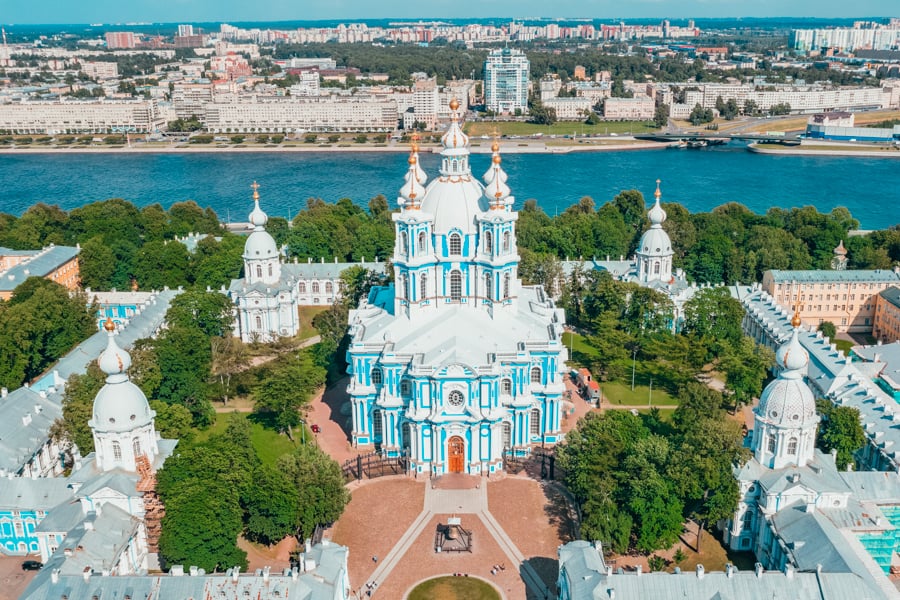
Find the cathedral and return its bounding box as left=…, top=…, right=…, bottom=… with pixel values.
left=345, top=99, right=568, bottom=476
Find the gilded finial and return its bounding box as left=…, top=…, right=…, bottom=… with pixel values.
left=449, top=98, right=460, bottom=112
left=654, top=179, right=661, bottom=200
left=791, top=306, right=802, bottom=328
left=103, top=317, right=116, bottom=332
left=251, top=181, right=260, bottom=201
left=408, top=155, right=417, bottom=165
left=492, top=153, right=502, bottom=165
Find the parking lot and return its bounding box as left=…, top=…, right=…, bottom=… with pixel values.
left=0, top=555, right=40, bottom=600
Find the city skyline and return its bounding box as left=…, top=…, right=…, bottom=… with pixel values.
left=5, top=0, right=898, bottom=25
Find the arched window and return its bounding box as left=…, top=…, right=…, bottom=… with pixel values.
left=312, top=282, right=320, bottom=294
left=419, top=273, right=427, bottom=300
left=112, top=441, right=122, bottom=461
left=503, top=273, right=511, bottom=299
left=502, top=231, right=511, bottom=253
left=133, top=438, right=142, bottom=458
left=371, top=368, right=383, bottom=385
left=502, top=422, right=512, bottom=449
left=742, top=510, right=753, bottom=528
left=767, top=434, right=776, bottom=454
left=654, top=262, right=660, bottom=275
left=401, top=231, right=409, bottom=255
left=402, top=422, right=412, bottom=451
left=484, top=272, right=492, bottom=300
left=484, top=230, right=493, bottom=254
left=449, top=233, right=462, bottom=255
left=450, top=271, right=462, bottom=301
left=401, top=274, right=409, bottom=300
left=530, top=408, right=541, bottom=437
left=255, top=315, right=262, bottom=330
left=298, top=282, right=307, bottom=293
left=788, top=437, right=798, bottom=455
left=501, top=379, right=512, bottom=395
left=400, top=380, right=411, bottom=396
left=256, top=265, right=263, bottom=278
left=418, top=231, right=427, bottom=253
left=530, top=366, right=541, bottom=384
left=325, top=281, right=333, bottom=293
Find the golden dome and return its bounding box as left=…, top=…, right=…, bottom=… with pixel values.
left=103, top=317, right=116, bottom=332
left=791, top=308, right=802, bottom=328
left=491, top=140, right=500, bottom=152
left=449, top=98, right=460, bottom=111
left=408, top=155, right=417, bottom=165
left=492, top=154, right=502, bottom=164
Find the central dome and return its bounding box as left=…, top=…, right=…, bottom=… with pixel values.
left=421, top=177, right=488, bottom=235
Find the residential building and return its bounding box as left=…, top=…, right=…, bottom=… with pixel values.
left=105, top=32, right=136, bottom=49
left=603, top=96, right=655, bottom=120
left=484, top=48, right=529, bottom=115
left=791, top=22, right=900, bottom=53
left=0, top=99, right=165, bottom=135
left=874, top=286, right=900, bottom=342
left=0, top=245, right=80, bottom=301
left=409, top=78, right=439, bottom=130
left=289, top=70, right=321, bottom=97
left=345, top=100, right=568, bottom=476
left=78, top=61, right=119, bottom=80
left=809, top=111, right=855, bottom=127
left=761, top=264, right=900, bottom=334
left=171, top=83, right=213, bottom=119
left=542, top=97, right=594, bottom=120
left=538, top=77, right=562, bottom=101
left=204, top=95, right=398, bottom=133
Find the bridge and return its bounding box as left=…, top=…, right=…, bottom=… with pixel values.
left=635, top=132, right=802, bottom=144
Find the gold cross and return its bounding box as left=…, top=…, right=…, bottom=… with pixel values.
left=251, top=181, right=260, bottom=199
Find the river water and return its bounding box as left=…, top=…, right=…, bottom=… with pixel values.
left=1, top=144, right=898, bottom=229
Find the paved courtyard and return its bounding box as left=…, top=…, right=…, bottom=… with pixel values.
left=328, top=474, right=573, bottom=600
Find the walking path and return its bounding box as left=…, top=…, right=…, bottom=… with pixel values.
left=366, top=481, right=550, bottom=599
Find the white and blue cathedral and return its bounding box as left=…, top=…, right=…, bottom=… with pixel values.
left=346, top=100, right=568, bottom=476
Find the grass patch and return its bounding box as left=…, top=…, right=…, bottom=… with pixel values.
left=465, top=120, right=658, bottom=137
left=408, top=576, right=500, bottom=600
left=835, top=339, right=854, bottom=354
left=196, top=412, right=299, bottom=465
left=601, top=381, right=677, bottom=407
left=562, top=331, right=599, bottom=364
left=298, top=306, right=328, bottom=341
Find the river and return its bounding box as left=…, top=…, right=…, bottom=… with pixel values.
left=1, top=144, right=898, bottom=230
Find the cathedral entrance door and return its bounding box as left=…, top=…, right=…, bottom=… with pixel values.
left=448, top=436, right=465, bottom=473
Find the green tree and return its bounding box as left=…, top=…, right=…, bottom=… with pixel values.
left=78, top=236, right=117, bottom=289
left=253, top=350, right=326, bottom=438
left=817, top=403, right=866, bottom=470
left=720, top=338, right=774, bottom=407
left=653, top=104, right=669, bottom=128
left=149, top=400, right=195, bottom=442
left=166, top=290, right=234, bottom=338
left=54, top=363, right=105, bottom=454
left=277, top=444, right=350, bottom=538
left=153, top=324, right=214, bottom=426
left=818, top=321, right=837, bottom=340
left=242, top=465, right=301, bottom=545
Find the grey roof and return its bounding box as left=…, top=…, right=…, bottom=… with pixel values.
left=556, top=541, right=891, bottom=600
left=765, top=269, right=900, bottom=284
left=841, top=471, right=900, bottom=503
left=35, top=500, right=86, bottom=534
left=0, top=477, right=72, bottom=510
left=0, top=245, right=79, bottom=291
left=772, top=505, right=872, bottom=575
left=0, top=386, right=64, bottom=474
left=756, top=452, right=851, bottom=496
left=879, top=286, right=900, bottom=310
left=21, top=542, right=348, bottom=600
left=54, top=503, right=142, bottom=576
left=0, top=247, right=39, bottom=257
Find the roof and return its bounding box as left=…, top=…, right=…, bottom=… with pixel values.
left=765, top=269, right=900, bottom=284
left=0, top=245, right=79, bottom=291
left=0, top=386, right=64, bottom=475
left=0, top=478, right=72, bottom=510
left=878, top=286, right=900, bottom=310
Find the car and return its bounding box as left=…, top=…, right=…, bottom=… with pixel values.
left=22, top=560, right=43, bottom=571
left=311, top=424, right=321, bottom=434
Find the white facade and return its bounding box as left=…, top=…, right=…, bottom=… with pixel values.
left=603, top=97, right=655, bottom=120
left=791, top=23, right=900, bottom=52
left=346, top=101, right=567, bottom=477
left=542, top=97, right=594, bottom=120
left=634, top=181, right=674, bottom=284
left=0, top=99, right=165, bottom=134
left=204, top=95, right=399, bottom=132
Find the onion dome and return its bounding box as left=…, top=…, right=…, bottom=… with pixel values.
left=440, top=98, right=469, bottom=154
left=409, top=133, right=428, bottom=186
left=485, top=154, right=511, bottom=209
left=648, top=179, right=667, bottom=226
left=834, top=240, right=847, bottom=256
left=400, top=154, right=426, bottom=209
left=90, top=318, right=155, bottom=433
left=636, top=179, right=672, bottom=257
left=757, top=309, right=816, bottom=428
left=243, top=181, right=279, bottom=260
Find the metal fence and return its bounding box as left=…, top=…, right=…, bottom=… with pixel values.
left=502, top=447, right=566, bottom=482
left=341, top=450, right=410, bottom=483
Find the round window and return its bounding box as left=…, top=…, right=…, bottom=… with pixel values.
left=792, top=414, right=799, bottom=421
left=448, top=391, right=464, bottom=408
left=770, top=410, right=778, bottom=418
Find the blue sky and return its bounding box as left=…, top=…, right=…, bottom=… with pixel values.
left=5, top=0, right=897, bottom=24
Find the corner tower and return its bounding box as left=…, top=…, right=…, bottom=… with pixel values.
left=88, top=318, right=159, bottom=472
left=635, top=180, right=673, bottom=284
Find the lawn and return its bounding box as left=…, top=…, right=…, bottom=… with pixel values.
left=195, top=412, right=300, bottom=465
left=407, top=576, right=500, bottom=600
left=298, top=305, right=329, bottom=341
left=562, top=331, right=599, bottom=364
left=464, top=120, right=658, bottom=137
left=601, top=380, right=677, bottom=407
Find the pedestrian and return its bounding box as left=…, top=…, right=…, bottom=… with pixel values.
left=372, top=555, right=378, bottom=564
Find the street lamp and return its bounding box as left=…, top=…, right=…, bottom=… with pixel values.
left=631, top=348, right=638, bottom=391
